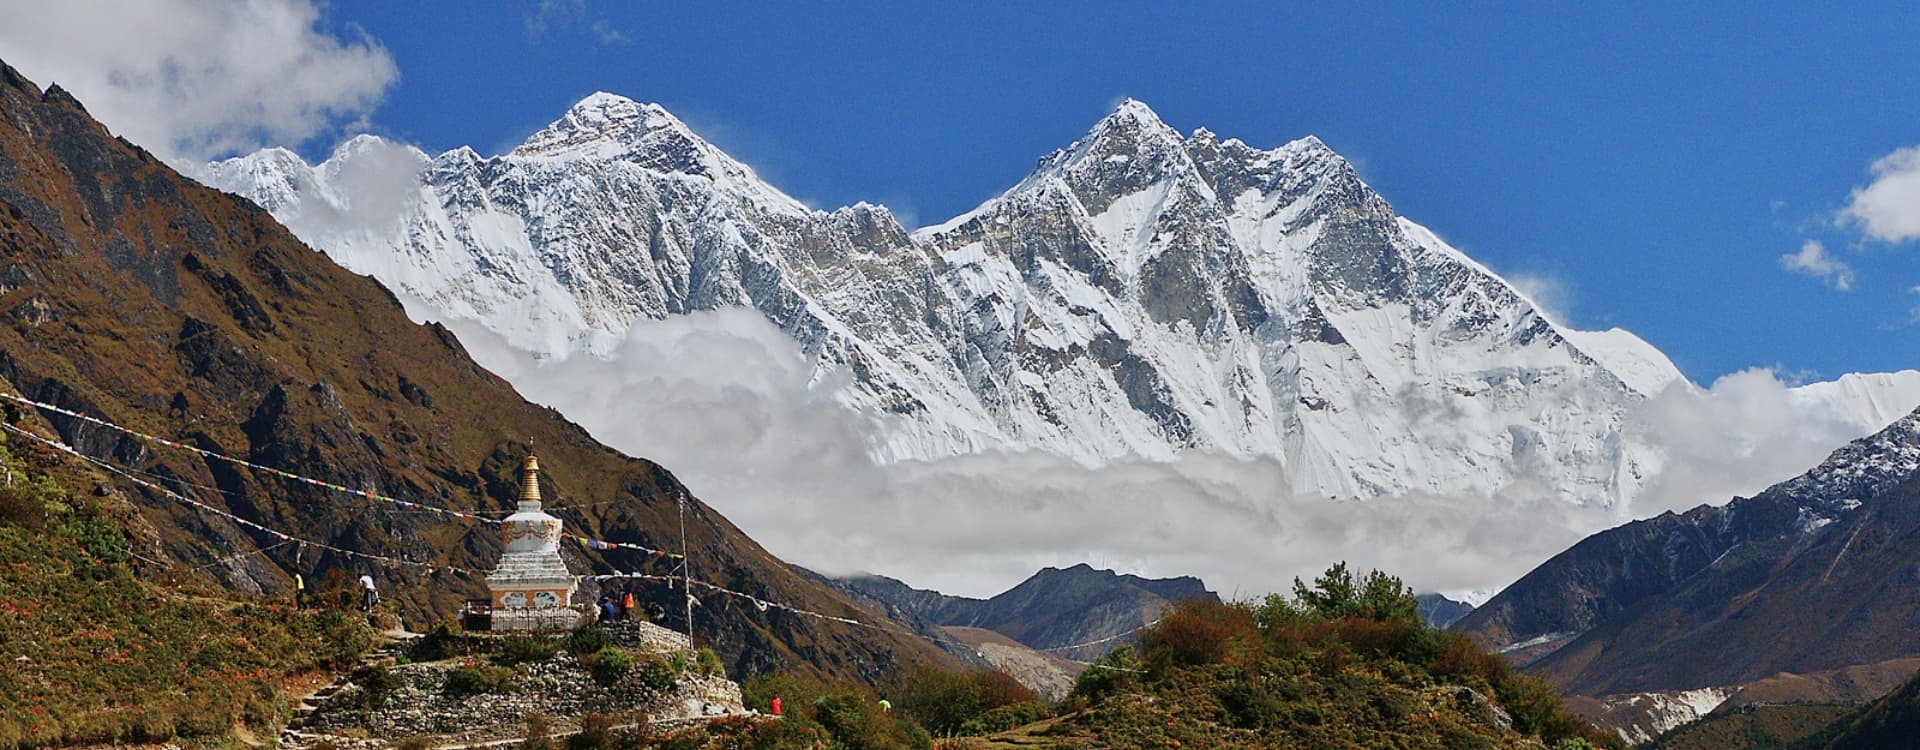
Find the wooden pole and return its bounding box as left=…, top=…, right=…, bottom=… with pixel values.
left=680, top=496, right=693, bottom=653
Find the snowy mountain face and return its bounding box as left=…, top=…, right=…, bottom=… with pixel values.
left=201, top=95, right=1919, bottom=509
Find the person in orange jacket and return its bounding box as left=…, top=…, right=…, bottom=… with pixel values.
left=622, top=590, right=637, bottom=621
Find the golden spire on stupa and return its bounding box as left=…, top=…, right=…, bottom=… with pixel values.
left=519, top=446, right=542, bottom=507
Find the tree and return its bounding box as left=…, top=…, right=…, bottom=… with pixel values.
left=1287, top=562, right=1420, bottom=624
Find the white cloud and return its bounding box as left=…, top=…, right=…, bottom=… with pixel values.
left=425, top=309, right=1894, bottom=602
left=1625, top=369, right=1879, bottom=516
left=1506, top=272, right=1575, bottom=325
left=1779, top=240, right=1855, bottom=291
left=1842, top=145, right=1920, bottom=243
left=0, top=0, right=397, bottom=165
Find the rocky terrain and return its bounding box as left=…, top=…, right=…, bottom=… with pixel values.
left=1417, top=592, right=1475, bottom=628
left=288, top=622, right=742, bottom=748
left=938, top=625, right=1084, bottom=699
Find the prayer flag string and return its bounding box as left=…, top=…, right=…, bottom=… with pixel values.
left=0, top=391, right=679, bottom=558
left=2, top=423, right=481, bottom=576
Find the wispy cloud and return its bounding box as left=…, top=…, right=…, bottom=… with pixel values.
left=590, top=20, right=630, bottom=46
left=1842, top=145, right=1920, bottom=244
left=0, top=0, right=396, bottom=166
left=524, top=0, right=630, bottom=47
left=1779, top=240, right=1855, bottom=291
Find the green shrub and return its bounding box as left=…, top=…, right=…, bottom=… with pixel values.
left=563, top=623, right=610, bottom=657
left=1140, top=599, right=1261, bottom=670
left=958, top=699, right=1052, bottom=734
left=636, top=654, right=681, bottom=691
left=814, top=692, right=929, bottom=749
left=890, top=667, right=1037, bottom=736
left=567, top=713, right=618, bottom=750
left=694, top=646, right=725, bottom=677
left=1071, top=645, right=1143, bottom=703
left=523, top=713, right=557, bottom=750
left=585, top=646, right=633, bottom=687
left=444, top=665, right=518, bottom=697
left=743, top=671, right=833, bottom=714
left=409, top=622, right=464, bottom=662
left=361, top=665, right=404, bottom=711
left=1216, top=678, right=1288, bottom=729
left=493, top=634, right=560, bottom=666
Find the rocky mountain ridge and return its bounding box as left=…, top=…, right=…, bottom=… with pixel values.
left=1459, top=405, right=1920, bottom=701
left=829, top=563, right=1218, bottom=661
left=204, top=94, right=1920, bottom=513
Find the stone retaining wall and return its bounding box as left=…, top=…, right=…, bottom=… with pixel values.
left=294, top=647, right=743, bottom=746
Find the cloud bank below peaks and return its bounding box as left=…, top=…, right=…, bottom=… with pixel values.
left=436, top=308, right=1910, bottom=601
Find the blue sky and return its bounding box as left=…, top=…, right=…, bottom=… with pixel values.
left=12, top=1, right=1917, bottom=383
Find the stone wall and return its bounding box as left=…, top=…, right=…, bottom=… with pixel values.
left=294, top=646, right=743, bottom=746
left=605, top=619, right=692, bottom=654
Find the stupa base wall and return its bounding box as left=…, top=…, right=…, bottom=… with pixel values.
left=487, top=606, right=589, bottom=633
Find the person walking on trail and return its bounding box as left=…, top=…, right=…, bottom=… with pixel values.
left=622, top=590, right=637, bottom=621
left=293, top=572, right=305, bottom=610
left=878, top=698, right=892, bottom=713
left=770, top=696, right=782, bottom=717
left=599, top=596, right=618, bottom=624
left=358, top=574, right=377, bottom=613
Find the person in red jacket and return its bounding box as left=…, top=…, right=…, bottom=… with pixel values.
left=770, top=696, right=782, bottom=716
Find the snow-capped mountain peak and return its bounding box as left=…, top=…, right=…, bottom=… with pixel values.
left=1025, top=97, right=1201, bottom=198
left=507, top=92, right=808, bottom=215
left=512, top=92, right=677, bottom=157
left=205, top=96, right=1920, bottom=510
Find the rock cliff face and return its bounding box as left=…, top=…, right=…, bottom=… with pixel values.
left=0, top=59, right=955, bottom=683
left=831, top=563, right=1218, bottom=661
left=1416, top=593, right=1474, bottom=628
left=1458, top=407, right=1920, bottom=698
left=206, top=94, right=1920, bottom=513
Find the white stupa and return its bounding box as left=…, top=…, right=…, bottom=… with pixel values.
left=485, top=452, right=579, bottom=629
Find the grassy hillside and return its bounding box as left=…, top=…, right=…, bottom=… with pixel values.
left=995, top=564, right=1622, bottom=749
left=1648, top=704, right=1858, bottom=750
left=1792, top=667, right=1920, bottom=750
left=559, top=565, right=1620, bottom=750
left=0, top=428, right=375, bottom=747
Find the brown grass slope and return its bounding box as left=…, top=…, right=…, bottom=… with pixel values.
left=1794, top=666, right=1920, bottom=749
left=1649, top=704, right=1858, bottom=750
left=0, top=59, right=957, bottom=682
